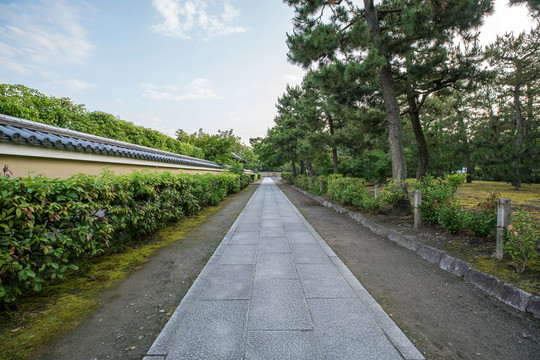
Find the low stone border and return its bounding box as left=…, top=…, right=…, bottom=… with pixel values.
left=287, top=184, right=540, bottom=319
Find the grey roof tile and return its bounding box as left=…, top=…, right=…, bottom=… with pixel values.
left=0, top=113, right=222, bottom=169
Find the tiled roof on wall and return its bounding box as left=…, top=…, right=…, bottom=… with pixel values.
left=0, top=114, right=222, bottom=169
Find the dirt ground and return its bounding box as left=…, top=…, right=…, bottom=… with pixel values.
left=37, top=184, right=258, bottom=360
left=277, top=182, right=540, bottom=360
left=36, top=180, right=540, bottom=360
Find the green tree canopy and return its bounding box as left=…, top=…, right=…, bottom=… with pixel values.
left=175, top=128, right=244, bottom=165
left=0, top=84, right=204, bottom=158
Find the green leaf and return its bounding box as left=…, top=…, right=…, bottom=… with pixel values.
left=18, top=270, right=27, bottom=280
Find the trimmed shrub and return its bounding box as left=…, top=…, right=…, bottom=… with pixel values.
left=295, top=175, right=310, bottom=190
left=378, top=179, right=409, bottom=206
left=0, top=171, right=250, bottom=304
left=281, top=172, right=294, bottom=184
left=328, top=176, right=379, bottom=210
left=437, top=200, right=464, bottom=234
left=317, top=175, right=328, bottom=194
left=412, top=175, right=500, bottom=237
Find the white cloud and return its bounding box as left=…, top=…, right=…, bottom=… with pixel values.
left=479, top=0, right=535, bottom=46
left=148, top=115, right=162, bottom=130
left=55, top=78, right=98, bottom=92
left=151, top=0, right=246, bottom=40
left=282, top=73, right=303, bottom=86
left=141, top=79, right=221, bottom=100
left=0, top=0, right=94, bottom=74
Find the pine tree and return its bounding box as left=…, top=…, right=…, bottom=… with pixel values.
left=484, top=24, right=540, bottom=188
left=284, top=0, right=494, bottom=183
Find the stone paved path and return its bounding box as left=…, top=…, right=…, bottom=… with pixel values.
left=144, top=178, right=424, bottom=359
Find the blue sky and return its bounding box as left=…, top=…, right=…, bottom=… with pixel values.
left=0, top=0, right=535, bottom=144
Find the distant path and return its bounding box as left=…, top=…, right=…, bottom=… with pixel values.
left=277, top=180, right=540, bottom=360
left=145, top=178, right=423, bottom=359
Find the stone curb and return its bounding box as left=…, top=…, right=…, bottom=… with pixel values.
left=287, top=184, right=540, bottom=319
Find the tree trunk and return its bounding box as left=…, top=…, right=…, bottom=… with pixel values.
left=513, top=84, right=523, bottom=189
left=291, top=161, right=297, bottom=178
left=363, top=0, right=409, bottom=214
left=455, top=101, right=473, bottom=183
left=406, top=80, right=429, bottom=179
left=306, top=158, right=316, bottom=177
left=363, top=0, right=407, bottom=182
left=526, top=83, right=534, bottom=121
left=332, top=148, right=339, bottom=174
left=300, top=161, right=305, bottom=175
left=328, top=115, right=339, bottom=174
left=465, top=152, right=473, bottom=183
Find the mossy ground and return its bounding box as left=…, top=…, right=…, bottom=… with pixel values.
left=438, top=235, right=540, bottom=295
left=0, top=190, right=244, bottom=360
left=457, top=181, right=540, bottom=218
left=452, top=181, right=540, bottom=294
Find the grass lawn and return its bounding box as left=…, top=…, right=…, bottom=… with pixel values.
left=457, top=181, right=540, bottom=218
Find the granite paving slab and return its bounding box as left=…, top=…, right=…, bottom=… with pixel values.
left=290, top=244, right=332, bottom=264
left=297, top=263, right=357, bottom=299
left=166, top=300, right=249, bottom=360
left=249, top=278, right=312, bottom=330
left=220, top=244, right=257, bottom=264
left=198, top=264, right=254, bottom=300
left=257, top=237, right=290, bottom=254
left=286, top=231, right=318, bottom=244
left=146, top=178, right=424, bottom=360
left=255, top=253, right=297, bottom=279
left=246, top=331, right=322, bottom=360
left=229, top=231, right=259, bottom=245
left=310, top=298, right=402, bottom=360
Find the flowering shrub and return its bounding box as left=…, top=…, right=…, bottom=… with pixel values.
left=503, top=209, right=540, bottom=272
left=411, top=174, right=466, bottom=224
left=461, top=192, right=498, bottom=237
left=0, top=171, right=250, bottom=304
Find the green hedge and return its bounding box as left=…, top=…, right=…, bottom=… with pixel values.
left=327, top=176, right=379, bottom=210
left=0, top=171, right=251, bottom=304
left=281, top=172, right=293, bottom=184
left=411, top=174, right=497, bottom=237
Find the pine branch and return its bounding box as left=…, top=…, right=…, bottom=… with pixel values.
left=377, top=8, right=403, bottom=14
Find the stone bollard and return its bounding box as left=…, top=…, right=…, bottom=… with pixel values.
left=496, top=198, right=511, bottom=260
left=414, top=190, right=422, bottom=229
left=374, top=185, right=379, bottom=199
left=319, top=179, right=324, bottom=193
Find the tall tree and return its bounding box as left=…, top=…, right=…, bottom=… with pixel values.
left=484, top=24, right=540, bottom=188
left=305, top=60, right=379, bottom=174
left=284, top=0, right=493, bottom=183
